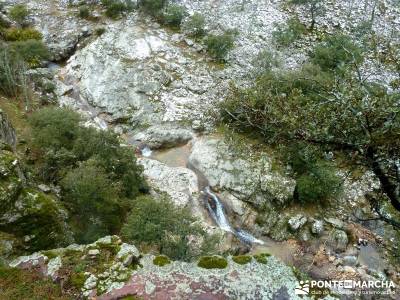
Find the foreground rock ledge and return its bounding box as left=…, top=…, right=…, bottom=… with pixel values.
left=8, top=235, right=332, bottom=300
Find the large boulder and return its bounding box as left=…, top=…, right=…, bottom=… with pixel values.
left=188, top=137, right=296, bottom=207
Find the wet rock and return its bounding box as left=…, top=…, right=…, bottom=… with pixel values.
left=288, top=214, right=307, bottom=231
left=189, top=137, right=296, bottom=207
left=342, top=255, right=358, bottom=266
left=138, top=158, right=199, bottom=207
left=311, top=220, right=324, bottom=235
left=0, top=109, right=16, bottom=150
left=330, top=229, right=349, bottom=252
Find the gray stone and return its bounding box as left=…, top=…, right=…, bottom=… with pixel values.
left=88, top=249, right=100, bottom=256
left=0, top=110, right=16, bottom=150
left=342, top=255, right=358, bottom=266
left=311, top=220, right=324, bottom=235
left=331, top=229, right=349, bottom=252
left=133, top=125, right=193, bottom=149
left=288, top=214, right=307, bottom=231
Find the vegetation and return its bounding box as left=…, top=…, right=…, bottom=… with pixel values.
left=3, top=27, right=43, bottom=42
left=29, top=107, right=147, bottom=243
left=221, top=32, right=400, bottom=219
left=232, top=255, right=252, bottom=265
left=197, top=256, right=228, bottom=269
left=138, top=0, right=167, bottom=16
left=101, top=0, right=133, bottom=19
left=205, top=30, right=236, bottom=61
left=78, top=6, right=90, bottom=19
left=153, top=255, right=171, bottom=266
left=272, top=17, right=307, bottom=46
left=121, top=196, right=218, bottom=261
left=184, top=13, right=206, bottom=37
left=253, top=253, right=270, bottom=264
left=290, top=0, right=325, bottom=31
left=161, top=4, right=187, bottom=28
left=9, top=4, right=29, bottom=26
left=0, top=263, right=72, bottom=300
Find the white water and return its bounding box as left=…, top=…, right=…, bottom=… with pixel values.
left=203, top=186, right=264, bottom=245
left=141, top=146, right=152, bottom=157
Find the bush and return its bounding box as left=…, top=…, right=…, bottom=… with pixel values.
left=272, top=17, right=307, bottom=47
left=3, top=27, right=43, bottom=41
left=10, top=39, right=50, bottom=67
left=161, top=4, right=186, bottom=28
left=185, top=13, right=205, bottom=37
left=61, top=160, right=122, bottom=243
left=311, top=34, right=364, bottom=72
left=138, top=0, right=168, bottom=16
left=95, top=27, right=106, bottom=36
left=121, top=196, right=217, bottom=261
left=9, top=4, right=29, bottom=25
left=102, top=0, right=129, bottom=19
left=295, top=162, right=342, bottom=203
left=78, top=6, right=90, bottom=19
left=197, top=256, right=227, bottom=269
left=205, top=30, right=236, bottom=61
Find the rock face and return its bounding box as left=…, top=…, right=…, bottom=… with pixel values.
left=0, top=144, right=72, bottom=252
left=0, top=109, right=16, bottom=150
left=138, top=158, right=199, bottom=207
left=189, top=137, right=296, bottom=207
left=9, top=236, right=317, bottom=300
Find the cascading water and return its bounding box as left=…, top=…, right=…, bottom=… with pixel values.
left=202, top=186, right=264, bottom=245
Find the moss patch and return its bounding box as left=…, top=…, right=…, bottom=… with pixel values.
left=153, top=255, right=171, bottom=267
left=253, top=253, right=270, bottom=264
left=197, top=256, right=228, bottom=269
left=232, top=255, right=252, bottom=265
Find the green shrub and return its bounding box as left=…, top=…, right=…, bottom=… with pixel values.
left=205, top=30, right=236, bottom=61
left=101, top=0, right=131, bottom=19
left=69, top=272, right=86, bottom=289
left=232, top=255, right=252, bottom=265
left=161, top=4, right=186, bottom=28
left=185, top=13, right=205, bottom=37
left=295, top=162, right=342, bottom=203
left=3, top=27, right=43, bottom=41
left=78, top=6, right=90, bottom=19
left=253, top=253, right=270, bottom=264
left=197, top=256, right=228, bottom=269
left=121, top=196, right=217, bottom=261
left=95, top=27, right=106, bottom=36
left=61, top=160, right=122, bottom=243
left=0, top=45, right=27, bottom=97
left=9, top=4, right=29, bottom=25
left=311, top=34, right=363, bottom=72
left=138, top=0, right=168, bottom=16
left=10, top=39, right=50, bottom=67
left=272, top=17, right=307, bottom=47
left=153, top=255, right=171, bottom=266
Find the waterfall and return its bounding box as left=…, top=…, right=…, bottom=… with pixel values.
left=203, top=186, right=264, bottom=245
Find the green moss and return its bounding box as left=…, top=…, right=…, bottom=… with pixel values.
left=42, top=250, right=58, bottom=259
left=153, top=255, right=171, bottom=267
left=69, top=272, right=86, bottom=289
left=121, top=295, right=142, bottom=300
left=232, top=255, right=252, bottom=265
left=197, top=256, right=228, bottom=269
left=253, top=253, right=270, bottom=264
left=96, top=242, right=121, bottom=255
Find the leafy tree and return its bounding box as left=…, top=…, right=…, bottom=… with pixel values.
left=121, top=196, right=218, bottom=261
left=290, top=0, right=325, bottom=31
left=221, top=33, right=400, bottom=218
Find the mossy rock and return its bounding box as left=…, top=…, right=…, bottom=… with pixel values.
left=232, top=255, right=252, bottom=265
left=253, top=253, right=270, bottom=264
left=197, top=256, right=228, bottom=269
left=153, top=255, right=171, bottom=267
